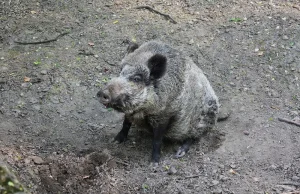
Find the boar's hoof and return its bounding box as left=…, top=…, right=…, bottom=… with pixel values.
left=175, top=147, right=187, bottom=158
left=174, top=139, right=194, bottom=158
left=113, top=131, right=127, bottom=143
left=150, top=162, right=159, bottom=168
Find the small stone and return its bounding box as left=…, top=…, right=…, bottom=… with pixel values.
left=270, top=164, right=277, bottom=170
left=0, top=57, right=4, bottom=60
left=189, top=39, right=194, bottom=45
left=94, top=55, right=99, bottom=58
left=254, top=48, right=259, bottom=52
left=40, top=70, right=47, bottom=75
left=212, top=180, right=219, bottom=186
left=292, top=176, right=300, bottom=181
left=229, top=82, right=236, bottom=87
left=282, top=35, right=289, bottom=40
left=30, top=156, right=44, bottom=164
left=32, top=105, right=41, bottom=111
left=167, top=166, right=177, bottom=175
left=219, top=175, right=228, bottom=181
left=243, top=130, right=250, bottom=135
left=253, top=177, right=259, bottom=182
left=50, top=96, right=60, bottom=104
left=230, top=164, right=236, bottom=169
left=29, top=98, right=38, bottom=104
left=212, top=188, right=222, bottom=194
left=24, top=158, right=31, bottom=164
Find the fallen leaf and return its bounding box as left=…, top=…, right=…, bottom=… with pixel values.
left=30, top=156, right=44, bottom=164
left=88, top=42, right=94, bottom=46
left=24, top=77, right=31, bottom=82
left=229, top=169, right=237, bottom=174
left=257, top=51, right=264, bottom=56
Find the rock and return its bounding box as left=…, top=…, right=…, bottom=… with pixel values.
left=40, top=70, right=47, bottom=75
left=253, top=177, right=259, bottom=182
left=50, top=96, right=60, bottom=104
left=30, top=156, right=44, bottom=164
left=229, top=82, right=236, bottom=87
left=189, top=39, right=194, bottom=45
left=29, top=98, right=38, bottom=104
left=24, top=158, right=31, bottom=164
left=213, top=188, right=223, bottom=194
left=219, top=175, right=228, bottom=181
left=167, top=166, right=177, bottom=175
left=282, top=35, right=289, bottom=40
left=212, top=180, right=219, bottom=186
left=243, top=130, right=250, bottom=135
left=292, top=176, right=300, bottom=181
left=270, top=164, right=277, bottom=170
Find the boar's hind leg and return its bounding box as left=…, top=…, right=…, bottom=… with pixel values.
left=175, top=138, right=195, bottom=158
left=114, top=117, right=132, bottom=143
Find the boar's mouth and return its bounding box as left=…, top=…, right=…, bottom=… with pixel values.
left=105, top=94, right=131, bottom=113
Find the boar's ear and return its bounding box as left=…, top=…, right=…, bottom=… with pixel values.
left=148, top=54, right=167, bottom=80
left=126, top=42, right=139, bottom=54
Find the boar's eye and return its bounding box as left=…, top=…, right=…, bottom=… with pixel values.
left=130, top=74, right=143, bottom=82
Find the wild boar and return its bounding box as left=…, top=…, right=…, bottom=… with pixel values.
left=97, top=40, right=220, bottom=163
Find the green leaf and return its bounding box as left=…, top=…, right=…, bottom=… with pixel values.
left=230, top=17, right=243, bottom=22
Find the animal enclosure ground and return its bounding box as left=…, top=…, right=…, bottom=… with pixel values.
left=0, top=0, right=300, bottom=193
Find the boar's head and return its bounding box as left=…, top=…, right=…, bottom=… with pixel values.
left=97, top=43, right=167, bottom=114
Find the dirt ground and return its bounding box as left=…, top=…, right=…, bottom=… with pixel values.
left=0, top=0, right=300, bottom=193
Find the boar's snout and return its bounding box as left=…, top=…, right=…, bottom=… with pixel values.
left=97, top=85, right=129, bottom=112
left=97, top=89, right=111, bottom=105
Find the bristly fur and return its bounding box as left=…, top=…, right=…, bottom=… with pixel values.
left=103, top=40, right=219, bottom=141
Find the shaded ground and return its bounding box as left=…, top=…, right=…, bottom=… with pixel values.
left=0, top=0, right=300, bottom=193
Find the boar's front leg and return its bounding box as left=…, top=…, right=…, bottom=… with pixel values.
left=151, top=122, right=169, bottom=163
left=114, top=116, right=132, bottom=143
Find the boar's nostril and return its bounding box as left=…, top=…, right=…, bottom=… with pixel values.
left=97, top=90, right=111, bottom=104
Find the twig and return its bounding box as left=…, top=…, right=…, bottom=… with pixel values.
left=279, top=181, right=300, bottom=187
left=103, top=58, right=115, bottom=66
left=78, top=50, right=95, bottom=56
left=115, top=160, right=129, bottom=166
left=278, top=118, right=300, bottom=127
left=135, top=6, right=177, bottom=24
left=184, top=174, right=201, bottom=179
left=14, top=32, right=70, bottom=45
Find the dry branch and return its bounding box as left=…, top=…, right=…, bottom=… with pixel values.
left=278, top=118, right=300, bottom=127
left=14, top=32, right=70, bottom=45
left=135, top=6, right=177, bottom=24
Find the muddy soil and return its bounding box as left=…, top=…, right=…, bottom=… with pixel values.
left=0, top=0, right=300, bottom=193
